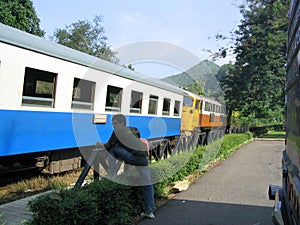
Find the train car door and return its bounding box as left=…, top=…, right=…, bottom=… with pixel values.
left=181, top=96, right=194, bottom=134
left=192, top=99, right=200, bottom=129
left=181, top=96, right=200, bottom=134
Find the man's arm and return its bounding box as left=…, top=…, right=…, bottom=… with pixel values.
left=96, top=131, right=116, bottom=150
left=96, top=142, right=110, bottom=149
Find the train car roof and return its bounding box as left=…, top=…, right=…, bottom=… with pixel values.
left=184, top=90, right=224, bottom=105
left=0, top=23, right=186, bottom=96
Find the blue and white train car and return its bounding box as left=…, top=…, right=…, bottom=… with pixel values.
left=0, top=23, right=185, bottom=174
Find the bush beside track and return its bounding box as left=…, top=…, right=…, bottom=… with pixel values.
left=25, top=133, right=253, bottom=225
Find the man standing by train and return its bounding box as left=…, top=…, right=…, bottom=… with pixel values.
left=96, top=114, right=155, bottom=219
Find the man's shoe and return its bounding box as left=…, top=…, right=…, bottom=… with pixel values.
left=141, top=212, right=155, bottom=219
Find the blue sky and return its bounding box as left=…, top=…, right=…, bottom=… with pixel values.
left=31, top=0, right=243, bottom=77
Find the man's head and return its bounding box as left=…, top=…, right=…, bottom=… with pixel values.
left=112, top=114, right=126, bottom=128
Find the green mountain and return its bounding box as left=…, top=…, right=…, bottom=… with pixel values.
left=161, top=60, right=219, bottom=86
left=161, top=60, right=223, bottom=98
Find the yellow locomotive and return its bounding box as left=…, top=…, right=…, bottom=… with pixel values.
left=181, top=90, right=227, bottom=141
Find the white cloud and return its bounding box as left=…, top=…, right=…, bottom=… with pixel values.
left=122, top=12, right=147, bottom=25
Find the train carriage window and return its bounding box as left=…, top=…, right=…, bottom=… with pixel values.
left=215, top=105, right=219, bottom=113
left=130, top=91, right=143, bottom=114
left=218, top=105, right=222, bottom=113
left=195, top=100, right=200, bottom=110
left=174, top=100, right=181, bottom=117
left=183, top=96, right=193, bottom=107
left=162, top=98, right=171, bottom=116
left=204, top=102, right=211, bottom=111
left=72, top=78, right=95, bottom=110
left=148, top=95, right=158, bottom=115
left=22, top=67, right=56, bottom=107
left=105, top=85, right=122, bottom=112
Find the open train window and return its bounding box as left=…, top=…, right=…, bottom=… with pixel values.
left=162, top=98, right=171, bottom=116
left=148, top=95, right=158, bottom=115
left=72, top=78, right=95, bottom=110
left=174, top=100, right=181, bottom=116
left=22, top=67, right=57, bottom=107
left=130, top=90, right=143, bottom=114
left=105, top=85, right=122, bottom=112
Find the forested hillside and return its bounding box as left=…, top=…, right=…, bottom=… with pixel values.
left=161, top=60, right=225, bottom=100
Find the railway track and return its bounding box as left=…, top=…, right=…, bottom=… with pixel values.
left=0, top=168, right=41, bottom=187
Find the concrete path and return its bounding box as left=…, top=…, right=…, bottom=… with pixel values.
left=139, top=140, right=284, bottom=225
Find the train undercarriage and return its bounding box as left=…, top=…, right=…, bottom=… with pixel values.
left=0, top=148, right=82, bottom=175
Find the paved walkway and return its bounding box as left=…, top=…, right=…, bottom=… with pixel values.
left=0, top=191, right=51, bottom=225
left=0, top=195, right=34, bottom=224
left=138, top=140, right=284, bottom=225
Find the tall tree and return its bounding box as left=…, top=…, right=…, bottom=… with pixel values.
left=220, top=0, right=289, bottom=124
left=51, top=15, right=118, bottom=63
left=0, top=0, right=44, bottom=36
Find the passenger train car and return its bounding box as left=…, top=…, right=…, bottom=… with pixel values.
left=0, top=23, right=226, bottom=174
left=269, top=0, right=300, bottom=224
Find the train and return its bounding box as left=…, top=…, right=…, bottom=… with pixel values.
left=268, top=0, right=300, bottom=224
left=0, top=23, right=227, bottom=175
left=182, top=91, right=227, bottom=136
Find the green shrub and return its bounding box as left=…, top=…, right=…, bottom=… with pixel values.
left=217, top=132, right=253, bottom=159
left=27, top=189, right=98, bottom=225
left=88, top=179, right=142, bottom=225
left=26, top=179, right=143, bottom=225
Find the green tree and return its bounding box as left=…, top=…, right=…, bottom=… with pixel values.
left=220, top=0, right=289, bottom=125
left=186, top=80, right=205, bottom=96
left=51, top=15, right=118, bottom=63
left=0, top=0, right=44, bottom=36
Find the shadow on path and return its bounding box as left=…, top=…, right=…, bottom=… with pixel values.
left=140, top=198, right=272, bottom=225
